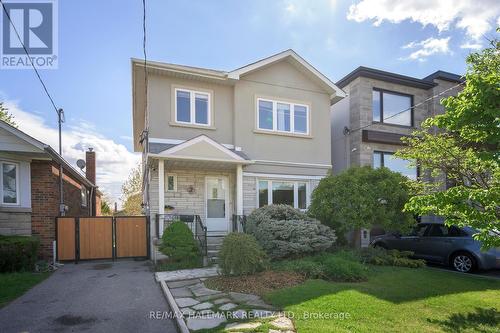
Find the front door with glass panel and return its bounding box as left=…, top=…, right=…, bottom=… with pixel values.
left=205, top=177, right=229, bottom=234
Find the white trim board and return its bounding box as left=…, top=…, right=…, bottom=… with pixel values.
left=253, top=159, right=332, bottom=169
left=243, top=172, right=324, bottom=180
left=149, top=137, right=242, bottom=151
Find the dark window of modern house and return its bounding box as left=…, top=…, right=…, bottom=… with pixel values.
left=373, top=151, right=417, bottom=180
left=372, top=89, right=412, bottom=126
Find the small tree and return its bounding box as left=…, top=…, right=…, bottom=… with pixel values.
left=0, top=102, right=16, bottom=127
left=396, top=34, right=500, bottom=248
left=121, top=164, right=142, bottom=215
left=309, top=166, right=414, bottom=243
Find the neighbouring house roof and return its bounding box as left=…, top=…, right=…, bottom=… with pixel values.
left=131, top=49, right=346, bottom=151
left=148, top=135, right=252, bottom=164
left=0, top=120, right=97, bottom=189
left=422, top=70, right=464, bottom=83
left=336, top=66, right=463, bottom=89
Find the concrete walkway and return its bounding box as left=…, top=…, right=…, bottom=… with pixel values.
left=0, top=260, right=177, bottom=333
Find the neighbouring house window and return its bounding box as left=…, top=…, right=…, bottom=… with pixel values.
left=258, top=180, right=309, bottom=210
left=373, top=151, right=417, bottom=180
left=81, top=187, right=88, bottom=207
left=1, top=162, right=18, bottom=205
left=257, top=98, right=309, bottom=135
left=372, top=89, right=413, bottom=126
left=166, top=174, right=177, bottom=192
left=175, top=88, right=210, bottom=126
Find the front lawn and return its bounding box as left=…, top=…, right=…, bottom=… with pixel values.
left=0, top=272, right=50, bottom=307
left=265, top=266, right=500, bottom=333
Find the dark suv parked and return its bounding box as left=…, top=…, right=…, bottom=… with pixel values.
left=371, top=223, right=500, bottom=273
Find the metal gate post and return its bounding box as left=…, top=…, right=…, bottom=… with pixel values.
left=112, top=217, right=116, bottom=261
left=75, top=217, right=80, bottom=264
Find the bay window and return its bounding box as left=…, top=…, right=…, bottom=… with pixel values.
left=257, top=98, right=309, bottom=135
left=258, top=180, right=308, bottom=209
left=175, top=88, right=211, bottom=126
left=1, top=161, right=18, bottom=205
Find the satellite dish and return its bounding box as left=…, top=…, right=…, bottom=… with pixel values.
left=76, top=159, right=86, bottom=171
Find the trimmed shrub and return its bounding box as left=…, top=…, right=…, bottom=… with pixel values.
left=219, top=233, right=267, bottom=276
left=273, top=252, right=368, bottom=281
left=159, top=221, right=201, bottom=269
left=0, top=235, right=39, bottom=272
left=273, top=257, right=325, bottom=279
left=321, top=256, right=368, bottom=282
left=253, top=219, right=336, bottom=260
left=246, top=204, right=312, bottom=234
left=247, top=205, right=336, bottom=260
left=359, top=247, right=426, bottom=268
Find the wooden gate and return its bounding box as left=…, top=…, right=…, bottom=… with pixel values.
left=56, top=216, right=149, bottom=262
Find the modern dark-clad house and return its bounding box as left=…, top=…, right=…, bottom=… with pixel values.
left=331, top=67, right=463, bottom=245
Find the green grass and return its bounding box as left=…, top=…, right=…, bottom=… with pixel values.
left=264, top=266, right=500, bottom=333
left=0, top=272, right=50, bottom=307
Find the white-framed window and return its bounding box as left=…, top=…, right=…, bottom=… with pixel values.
left=1, top=161, right=19, bottom=205
left=175, top=88, right=211, bottom=126
left=166, top=173, right=177, bottom=192
left=257, top=98, right=309, bottom=135
left=81, top=187, right=88, bottom=207
left=258, top=180, right=308, bottom=210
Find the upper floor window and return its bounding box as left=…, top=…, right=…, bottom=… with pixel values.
left=373, top=151, right=417, bottom=180
left=257, top=98, right=309, bottom=135
left=175, top=88, right=210, bottom=126
left=372, top=89, right=413, bottom=126
left=1, top=161, right=18, bottom=205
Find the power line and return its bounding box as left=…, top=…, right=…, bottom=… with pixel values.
left=0, top=0, right=59, bottom=114
left=333, top=80, right=465, bottom=143
left=139, top=0, right=149, bottom=145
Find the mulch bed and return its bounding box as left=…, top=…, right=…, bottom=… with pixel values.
left=204, top=271, right=305, bottom=297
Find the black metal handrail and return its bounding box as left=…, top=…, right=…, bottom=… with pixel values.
left=232, top=214, right=247, bottom=233
left=155, top=214, right=207, bottom=257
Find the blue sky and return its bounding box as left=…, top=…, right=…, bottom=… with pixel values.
left=1, top=0, right=498, bottom=203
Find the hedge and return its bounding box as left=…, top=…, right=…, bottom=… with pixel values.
left=0, top=235, right=39, bottom=272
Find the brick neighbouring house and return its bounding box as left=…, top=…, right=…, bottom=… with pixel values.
left=0, top=120, right=102, bottom=259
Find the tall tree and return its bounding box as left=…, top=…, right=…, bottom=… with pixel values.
left=396, top=34, right=500, bottom=248
left=121, top=163, right=143, bottom=215
left=0, top=102, right=16, bottom=127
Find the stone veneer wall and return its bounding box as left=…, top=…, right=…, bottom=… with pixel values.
left=0, top=210, right=31, bottom=235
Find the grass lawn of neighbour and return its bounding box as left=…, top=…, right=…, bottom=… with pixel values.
left=0, top=272, right=50, bottom=307
left=264, top=266, right=500, bottom=333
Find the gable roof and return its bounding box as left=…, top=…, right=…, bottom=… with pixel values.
left=0, top=120, right=97, bottom=188
left=148, top=135, right=251, bottom=164
left=227, top=49, right=346, bottom=100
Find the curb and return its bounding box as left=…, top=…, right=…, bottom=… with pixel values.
left=425, top=266, right=500, bottom=280
left=160, top=280, right=190, bottom=333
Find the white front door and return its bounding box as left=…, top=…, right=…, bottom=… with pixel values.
left=205, top=176, right=229, bottom=234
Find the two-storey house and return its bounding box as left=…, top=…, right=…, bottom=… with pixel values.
left=331, top=67, right=463, bottom=245
left=131, top=50, right=345, bottom=257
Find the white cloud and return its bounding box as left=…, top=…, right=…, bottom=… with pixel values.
left=347, top=0, right=500, bottom=40
left=283, top=0, right=337, bottom=23
left=460, top=42, right=483, bottom=50
left=400, top=37, right=451, bottom=61
left=4, top=100, right=140, bottom=207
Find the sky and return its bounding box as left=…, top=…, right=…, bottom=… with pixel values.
left=1, top=0, right=499, bottom=205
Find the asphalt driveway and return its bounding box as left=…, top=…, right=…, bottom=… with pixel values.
left=0, top=260, right=177, bottom=333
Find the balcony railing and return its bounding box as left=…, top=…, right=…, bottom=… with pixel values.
left=232, top=214, right=247, bottom=233
left=155, top=214, right=207, bottom=257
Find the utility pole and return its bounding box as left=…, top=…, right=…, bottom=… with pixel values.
left=58, top=108, right=65, bottom=216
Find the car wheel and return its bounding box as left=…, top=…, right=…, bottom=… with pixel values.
left=451, top=253, right=475, bottom=273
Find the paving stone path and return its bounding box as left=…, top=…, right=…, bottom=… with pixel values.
left=165, top=278, right=295, bottom=332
